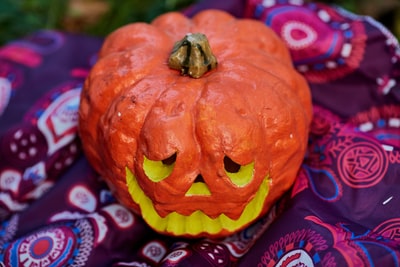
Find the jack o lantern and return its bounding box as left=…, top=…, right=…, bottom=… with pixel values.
left=78, top=10, right=312, bottom=238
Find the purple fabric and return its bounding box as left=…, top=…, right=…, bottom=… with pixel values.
left=1, top=0, right=400, bottom=266
left=183, top=0, right=247, bottom=17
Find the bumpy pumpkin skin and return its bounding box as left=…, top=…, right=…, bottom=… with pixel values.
left=79, top=10, right=312, bottom=238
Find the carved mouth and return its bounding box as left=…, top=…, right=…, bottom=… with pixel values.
left=126, top=167, right=270, bottom=237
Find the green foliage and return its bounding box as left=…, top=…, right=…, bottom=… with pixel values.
left=87, top=0, right=195, bottom=37
left=0, top=0, right=195, bottom=45
left=0, top=0, right=398, bottom=45
left=0, top=0, right=68, bottom=44
left=323, top=0, right=357, bottom=13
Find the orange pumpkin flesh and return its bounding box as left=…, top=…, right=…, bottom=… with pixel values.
left=78, top=10, right=312, bottom=238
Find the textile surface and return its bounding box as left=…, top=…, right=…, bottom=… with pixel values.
left=0, top=0, right=399, bottom=266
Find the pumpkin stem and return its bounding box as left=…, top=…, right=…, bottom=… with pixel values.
left=168, top=33, right=217, bottom=78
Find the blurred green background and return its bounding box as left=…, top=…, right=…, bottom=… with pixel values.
left=0, top=0, right=399, bottom=45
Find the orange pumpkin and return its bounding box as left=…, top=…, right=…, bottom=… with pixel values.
left=78, top=9, right=312, bottom=238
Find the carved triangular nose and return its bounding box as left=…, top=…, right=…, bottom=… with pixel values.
left=194, top=175, right=205, bottom=183
left=185, top=175, right=211, bottom=196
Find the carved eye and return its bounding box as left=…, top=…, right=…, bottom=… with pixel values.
left=162, top=153, right=177, bottom=165
left=143, top=153, right=176, bottom=182
left=224, top=156, right=254, bottom=187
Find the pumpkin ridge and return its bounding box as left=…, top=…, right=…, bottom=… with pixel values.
left=191, top=10, right=238, bottom=40
left=100, top=73, right=177, bottom=179
left=99, top=22, right=173, bottom=57
left=80, top=47, right=173, bottom=167
left=137, top=77, right=206, bottom=201
left=217, top=56, right=311, bottom=122
left=151, top=11, right=194, bottom=42
left=196, top=81, right=256, bottom=159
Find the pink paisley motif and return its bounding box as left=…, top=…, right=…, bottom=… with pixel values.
left=192, top=241, right=230, bottom=266
left=0, top=45, right=42, bottom=67
left=306, top=105, right=342, bottom=169
left=337, top=140, right=388, bottom=189
left=388, top=150, right=400, bottom=164
left=24, top=81, right=82, bottom=124
left=0, top=60, right=23, bottom=91
left=11, top=30, right=65, bottom=55
left=161, top=248, right=191, bottom=265
left=376, top=75, right=397, bottom=95
left=310, top=113, right=332, bottom=136
left=309, top=105, right=341, bottom=135
left=141, top=241, right=167, bottom=264
left=0, top=215, right=18, bottom=253
left=258, top=227, right=335, bottom=267
left=303, top=166, right=343, bottom=202
left=373, top=218, right=400, bottom=242
left=301, top=105, right=348, bottom=201
left=306, top=216, right=400, bottom=266
left=349, top=105, right=400, bottom=149
left=22, top=82, right=82, bottom=158
left=291, top=168, right=309, bottom=198
left=0, top=124, right=48, bottom=169
left=306, top=216, right=365, bottom=267
left=307, top=112, right=393, bottom=190
left=46, top=139, right=81, bottom=179
left=222, top=209, right=278, bottom=258
left=2, top=219, right=93, bottom=267
left=247, top=0, right=367, bottom=83
left=0, top=77, right=11, bottom=117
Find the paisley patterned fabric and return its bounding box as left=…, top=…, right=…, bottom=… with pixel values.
left=248, top=0, right=367, bottom=83
left=0, top=0, right=399, bottom=266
